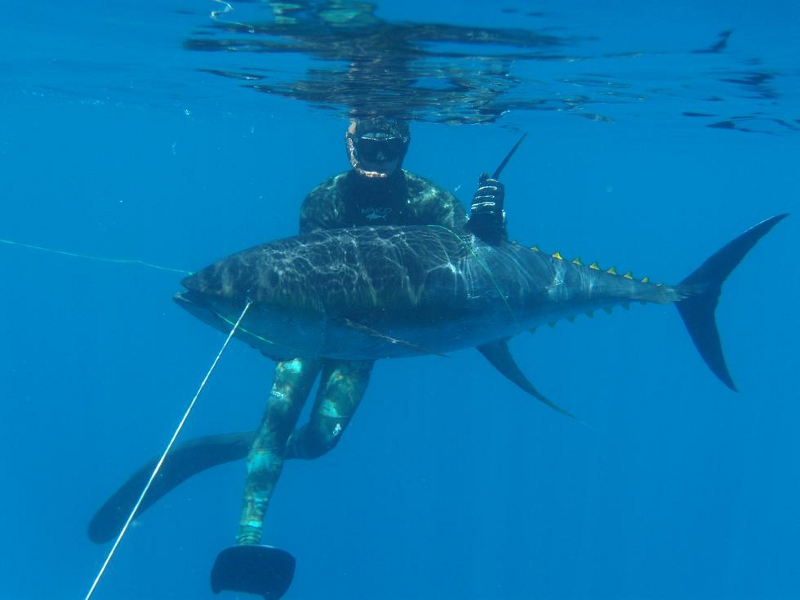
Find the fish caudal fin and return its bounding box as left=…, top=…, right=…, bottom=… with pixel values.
left=676, top=214, right=788, bottom=390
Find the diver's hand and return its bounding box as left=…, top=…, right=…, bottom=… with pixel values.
left=468, top=173, right=506, bottom=244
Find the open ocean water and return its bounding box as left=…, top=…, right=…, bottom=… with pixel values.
left=1, top=1, right=798, bottom=599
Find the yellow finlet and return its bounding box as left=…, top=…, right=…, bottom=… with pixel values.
left=531, top=245, right=540, bottom=252
left=641, top=276, right=650, bottom=283
left=589, top=262, right=600, bottom=270
left=567, top=316, right=576, bottom=323
left=603, top=306, right=613, bottom=314
left=586, top=310, right=594, bottom=318
left=548, top=321, right=557, bottom=328
left=607, top=266, right=617, bottom=275
left=623, top=271, right=634, bottom=280
left=572, top=256, right=582, bottom=265
left=552, top=251, right=563, bottom=260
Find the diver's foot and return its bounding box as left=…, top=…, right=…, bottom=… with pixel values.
left=211, top=545, right=295, bottom=600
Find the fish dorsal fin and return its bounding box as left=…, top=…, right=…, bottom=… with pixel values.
left=477, top=340, right=578, bottom=420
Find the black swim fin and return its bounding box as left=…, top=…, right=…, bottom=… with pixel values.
left=676, top=213, right=788, bottom=390
left=88, top=431, right=255, bottom=544
left=211, top=545, right=295, bottom=600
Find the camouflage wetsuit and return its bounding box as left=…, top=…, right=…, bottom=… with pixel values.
left=237, top=168, right=467, bottom=545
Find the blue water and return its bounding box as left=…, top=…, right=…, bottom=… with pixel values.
left=2, top=1, right=798, bottom=599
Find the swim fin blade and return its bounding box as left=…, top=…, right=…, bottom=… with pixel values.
left=211, top=545, right=295, bottom=599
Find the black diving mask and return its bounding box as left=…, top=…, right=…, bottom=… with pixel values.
left=354, top=135, right=408, bottom=163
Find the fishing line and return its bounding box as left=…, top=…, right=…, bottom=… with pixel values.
left=0, top=238, right=191, bottom=275
left=82, top=299, right=252, bottom=600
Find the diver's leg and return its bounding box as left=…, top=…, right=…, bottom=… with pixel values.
left=285, top=359, right=374, bottom=460
left=236, top=358, right=321, bottom=546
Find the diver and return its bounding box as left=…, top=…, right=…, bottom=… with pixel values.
left=213, top=116, right=508, bottom=597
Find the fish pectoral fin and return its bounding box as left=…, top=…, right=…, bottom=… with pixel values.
left=477, top=340, right=579, bottom=421
left=342, top=318, right=448, bottom=357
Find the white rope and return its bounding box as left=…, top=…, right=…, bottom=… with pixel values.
left=0, top=237, right=190, bottom=275
left=83, top=300, right=253, bottom=600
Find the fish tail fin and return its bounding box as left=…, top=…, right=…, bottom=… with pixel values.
left=676, top=214, right=788, bottom=390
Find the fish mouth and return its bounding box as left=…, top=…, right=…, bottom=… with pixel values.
left=174, top=289, right=254, bottom=340
left=173, top=289, right=224, bottom=328
left=173, top=288, right=205, bottom=310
